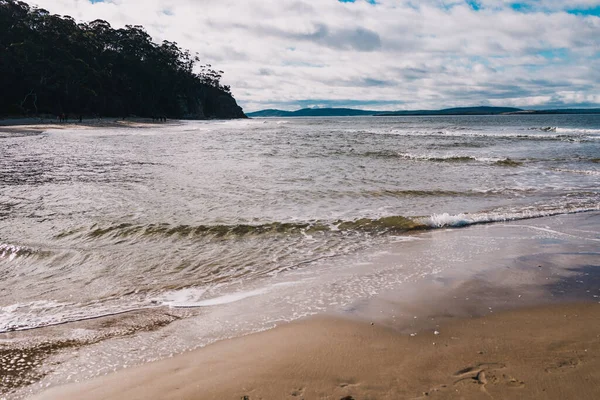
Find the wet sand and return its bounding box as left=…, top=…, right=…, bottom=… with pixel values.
left=31, top=302, right=600, bottom=400
left=0, top=117, right=171, bottom=134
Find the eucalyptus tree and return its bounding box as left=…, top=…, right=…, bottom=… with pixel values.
left=0, top=0, right=245, bottom=119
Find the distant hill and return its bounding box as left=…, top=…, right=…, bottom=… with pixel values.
left=248, top=106, right=600, bottom=118
left=248, top=106, right=522, bottom=118
left=247, top=109, right=291, bottom=117
left=510, top=108, right=600, bottom=115
left=247, top=108, right=378, bottom=117
left=380, top=106, right=523, bottom=116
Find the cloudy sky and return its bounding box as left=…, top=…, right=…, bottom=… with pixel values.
left=30, top=0, right=600, bottom=112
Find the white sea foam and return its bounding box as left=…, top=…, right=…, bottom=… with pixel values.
left=344, top=126, right=598, bottom=142
left=555, top=127, right=600, bottom=135
left=383, top=129, right=592, bottom=141
left=169, top=288, right=270, bottom=307
left=0, top=300, right=72, bottom=332
left=397, top=152, right=504, bottom=163
left=427, top=213, right=473, bottom=227
left=424, top=206, right=600, bottom=228
left=160, top=282, right=297, bottom=308
left=0, top=243, right=30, bottom=261
left=553, top=168, right=600, bottom=176
left=0, top=303, right=160, bottom=333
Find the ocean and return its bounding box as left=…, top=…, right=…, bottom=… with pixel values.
left=1, top=114, right=599, bottom=397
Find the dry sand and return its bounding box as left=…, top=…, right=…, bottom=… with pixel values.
left=31, top=302, right=600, bottom=400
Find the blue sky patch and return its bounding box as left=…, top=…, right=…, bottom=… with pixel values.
left=465, top=1, right=481, bottom=11
left=338, top=0, right=377, bottom=4
left=567, top=6, right=600, bottom=17
left=537, top=48, right=568, bottom=60
left=510, top=3, right=534, bottom=13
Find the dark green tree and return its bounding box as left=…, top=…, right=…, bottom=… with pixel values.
left=0, top=0, right=246, bottom=119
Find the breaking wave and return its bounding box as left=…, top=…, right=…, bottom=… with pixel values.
left=56, top=216, right=426, bottom=241
left=0, top=243, right=37, bottom=261
left=553, top=168, right=600, bottom=176
left=379, top=128, right=596, bottom=142
left=423, top=206, right=600, bottom=228
left=52, top=204, right=600, bottom=244
left=528, top=126, right=556, bottom=132
left=396, top=152, right=522, bottom=165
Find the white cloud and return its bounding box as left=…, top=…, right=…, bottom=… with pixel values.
left=29, top=0, right=600, bottom=111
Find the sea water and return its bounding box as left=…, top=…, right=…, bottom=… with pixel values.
left=1, top=114, right=599, bottom=397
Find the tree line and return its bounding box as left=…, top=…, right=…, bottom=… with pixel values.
left=0, top=0, right=245, bottom=119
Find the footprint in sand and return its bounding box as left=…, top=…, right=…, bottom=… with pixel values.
left=339, top=381, right=360, bottom=389
left=453, top=362, right=506, bottom=379
left=413, top=384, right=450, bottom=398
left=413, top=363, right=524, bottom=398
left=544, top=357, right=581, bottom=373
left=505, top=375, right=526, bottom=388
left=453, top=362, right=524, bottom=389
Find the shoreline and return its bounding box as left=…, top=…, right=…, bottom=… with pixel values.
left=31, top=301, right=600, bottom=400
left=0, top=117, right=175, bottom=134
left=7, top=211, right=600, bottom=399
left=0, top=116, right=246, bottom=129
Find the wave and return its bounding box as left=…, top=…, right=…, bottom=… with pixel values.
left=494, top=158, right=524, bottom=167
left=371, top=187, right=541, bottom=197
left=528, top=126, right=556, bottom=132
left=368, top=189, right=464, bottom=197
left=0, top=243, right=36, bottom=261
left=380, top=129, right=594, bottom=142
left=362, top=150, right=506, bottom=163
left=396, top=152, right=523, bottom=165
left=6, top=207, right=599, bottom=332
left=329, top=189, right=468, bottom=198
left=62, top=216, right=426, bottom=241
left=53, top=203, right=600, bottom=245
left=555, top=127, right=600, bottom=136
left=553, top=168, right=600, bottom=176
left=363, top=151, right=598, bottom=166
left=361, top=150, right=404, bottom=158
left=398, top=153, right=480, bottom=162
left=423, top=206, right=600, bottom=228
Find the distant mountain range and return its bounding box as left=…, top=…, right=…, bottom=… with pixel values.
left=247, top=106, right=600, bottom=118
left=247, top=108, right=378, bottom=117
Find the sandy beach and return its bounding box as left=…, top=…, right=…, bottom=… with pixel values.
left=0, top=117, right=170, bottom=135
left=30, top=302, right=600, bottom=400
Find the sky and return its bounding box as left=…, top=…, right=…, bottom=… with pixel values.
left=29, top=0, right=600, bottom=112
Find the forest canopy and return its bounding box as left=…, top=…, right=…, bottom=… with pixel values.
left=0, top=0, right=246, bottom=119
